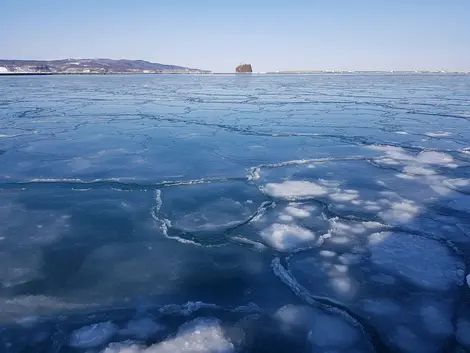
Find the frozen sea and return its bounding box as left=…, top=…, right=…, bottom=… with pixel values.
left=1, top=73, right=470, bottom=353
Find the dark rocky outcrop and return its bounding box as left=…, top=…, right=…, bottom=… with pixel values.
left=236, top=63, right=253, bottom=73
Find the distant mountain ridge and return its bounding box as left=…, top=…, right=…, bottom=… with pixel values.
left=0, top=58, right=211, bottom=74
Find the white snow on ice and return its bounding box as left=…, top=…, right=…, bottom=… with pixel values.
left=260, top=223, right=316, bottom=251
left=424, top=132, right=451, bottom=137
left=262, top=180, right=328, bottom=199
left=416, top=151, right=454, bottom=165
left=102, top=318, right=234, bottom=353
left=378, top=200, right=420, bottom=224
left=284, top=204, right=312, bottom=218
left=444, top=178, right=470, bottom=193
left=403, top=165, right=436, bottom=176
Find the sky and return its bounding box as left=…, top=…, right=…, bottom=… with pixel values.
left=1, top=0, right=469, bottom=72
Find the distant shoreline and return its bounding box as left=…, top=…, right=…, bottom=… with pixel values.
left=0, top=72, right=210, bottom=76
left=0, top=71, right=468, bottom=76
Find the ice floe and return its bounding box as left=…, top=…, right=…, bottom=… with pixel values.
left=308, top=314, right=359, bottom=348
left=69, top=322, right=118, bottom=348
left=284, top=253, right=361, bottom=301
left=419, top=301, right=454, bottom=337
left=152, top=184, right=269, bottom=246
left=0, top=249, right=43, bottom=288
left=173, top=198, right=253, bottom=232
left=369, top=232, right=464, bottom=291
left=119, top=317, right=164, bottom=339
left=444, top=178, right=470, bottom=193
left=274, top=304, right=374, bottom=352
left=456, top=320, right=470, bottom=348
left=389, top=326, right=435, bottom=353
left=360, top=298, right=401, bottom=317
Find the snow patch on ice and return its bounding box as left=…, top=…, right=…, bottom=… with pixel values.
left=260, top=223, right=316, bottom=251
left=403, top=165, right=436, bottom=175
left=262, top=180, right=327, bottom=199
left=416, top=151, right=454, bottom=165
left=395, top=173, right=416, bottom=180
left=444, top=178, right=470, bottom=193
left=278, top=214, right=294, bottom=222
left=275, top=304, right=316, bottom=328
left=338, top=253, right=362, bottom=266
left=319, top=250, right=337, bottom=258
left=371, top=146, right=457, bottom=174
left=330, top=277, right=354, bottom=294
left=459, top=148, right=470, bottom=155
left=425, top=131, right=451, bottom=137
left=329, top=189, right=359, bottom=202
left=155, top=190, right=162, bottom=212
left=378, top=201, right=420, bottom=224
left=330, top=219, right=382, bottom=237
left=248, top=167, right=261, bottom=180
left=285, top=204, right=311, bottom=218
left=105, top=318, right=234, bottom=353
left=368, top=232, right=391, bottom=245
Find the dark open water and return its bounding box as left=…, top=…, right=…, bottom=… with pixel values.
left=1, top=74, right=470, bottom=352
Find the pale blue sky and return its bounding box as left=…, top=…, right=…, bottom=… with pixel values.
left=1, top=0, right=469, bottom=72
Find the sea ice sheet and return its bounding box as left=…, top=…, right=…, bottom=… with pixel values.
left=369, top=232, right=464, bottom=291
